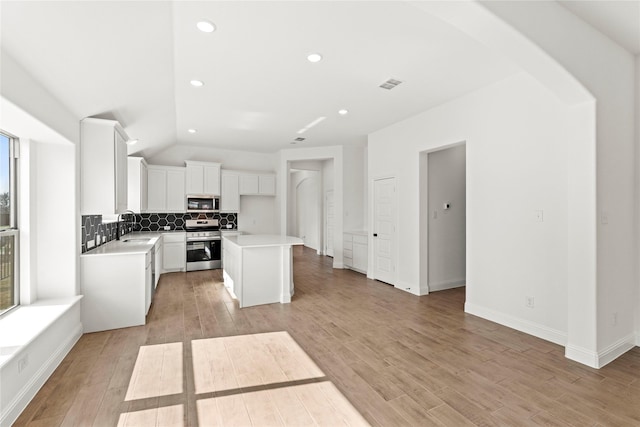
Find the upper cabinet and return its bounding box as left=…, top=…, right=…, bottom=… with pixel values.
left=128, top=157, right=148, bottom=213
left=147, top=165, right=186, bottom=212
left=239, top=174, right=276, bottom=196
left=220, top=171, right=240, bottom=212
left=80, top=118, right=128, bottom=215
left=185, top=161, right=221, bottom=196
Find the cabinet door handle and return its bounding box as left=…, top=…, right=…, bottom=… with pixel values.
left=373, top=233, right=378, bottom=237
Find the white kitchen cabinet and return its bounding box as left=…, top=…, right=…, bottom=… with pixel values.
left=163, top=232, right=186, bottom=272
left=154, top=237, right=163, bottom=288
left=145, top=250, right=153, bottom=314
left=343, top=232, right=368, bottom=274
left=81, top=249, right=149, bottom=332
left=147, top=165, right=186, bottom=212
left=185, top=161, right=221, bottom=196
left=239, top=173, right=276, bottom=196
left=80, top=118, right=129, bottom=215
left=221, top=171, right=240, bottom=212
left=128, top=156, right=148, bottom=213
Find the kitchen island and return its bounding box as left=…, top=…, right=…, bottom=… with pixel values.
left=222, top=234, right=304, bottom=308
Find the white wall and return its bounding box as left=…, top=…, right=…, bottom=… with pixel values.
left=35, top=142, right=76, bottom=298
left=343, top=145, right=366, bottom=231
left=238, top=196, right=277, bottom=235
left=636, top=55, right=640, bottom=346
left=480, top=0, right=636, bottom=369
left=1, top=50, right=81, bottom=426
left=425, top=144, right=466, bottom=292
left=414, top=0, right=636, bottom=368
left=370, top=72, right=570, bottom=343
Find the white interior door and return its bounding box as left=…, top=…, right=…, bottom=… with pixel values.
left=325, top=190, right=334, bottom=257
left=374, top=177, right=396, bottom=284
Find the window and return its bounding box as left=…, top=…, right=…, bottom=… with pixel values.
left=0, top=131, right=18, bottom=316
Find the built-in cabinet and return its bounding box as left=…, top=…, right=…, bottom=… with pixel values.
left=154, top=237, right=163, bottom=287
left=128, top=157, right=148, bottom=213
left=185, top=161, right=221, bottom=196
left=221, top=171, right=240, bottom=212
left=239, top=173, right=276, bottom=195
left=163, top=232, right=186, bottom=272
left=147, top=165, right=186, bottom=212
left=81, top=241, right=157, bottom=333
left=80, top=118, right=129, bottom=215
left=344, top=232, right=368, bottom=274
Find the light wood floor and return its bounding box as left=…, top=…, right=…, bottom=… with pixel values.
left=15, top=246, right=640, bottom=426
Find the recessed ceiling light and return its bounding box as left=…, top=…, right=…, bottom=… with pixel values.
left=197, top=20, right=216, bottom=33
left=125, top=139, right=138, bottom=145
left=307, top=53, right=323, bottom=63
left=188, top=129, right=197, bottom=134
left=190, top=80, right=204, bottom=87
left=338, top=109, right=349, bottom=115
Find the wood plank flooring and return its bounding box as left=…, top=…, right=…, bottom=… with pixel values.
left=14, top=246, right=640, bottom=426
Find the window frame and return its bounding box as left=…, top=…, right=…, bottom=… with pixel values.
left=0, top=130, right=19, bottom=317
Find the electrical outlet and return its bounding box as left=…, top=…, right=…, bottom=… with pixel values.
left=534, top=210, right=544, bottom=222
left=525, top=296, right=535, bottom=308
left=18, top=354, right=29, bottom=373
left=164, top=226, right=171, bottom=231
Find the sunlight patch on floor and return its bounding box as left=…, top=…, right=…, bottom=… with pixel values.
left=191, top=331, right=324, bottom=394
left=197, top=382, right=368, bottom=426
left=117, top=404, right=184, bottom=427
left=125, top=342, right=183, bottom=401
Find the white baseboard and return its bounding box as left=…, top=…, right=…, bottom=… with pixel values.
left=395, top=280, right=419, bottom=295
left=464, top=302, right=566, bottom=346
left=597, top=333, right=637, bottom=368
left=565, top=344, right=599, bottom=368
left=429, top=278, right=465, bottom=292
left=1, top=323, right=82, bottom=427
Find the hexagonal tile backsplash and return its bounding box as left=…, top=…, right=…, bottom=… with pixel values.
left=82, top=212, right=237, bottom=253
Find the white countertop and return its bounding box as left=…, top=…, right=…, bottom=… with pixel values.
left=82, top=231, right=183, bottom=256
left=223, top=234, right=303, bottom=248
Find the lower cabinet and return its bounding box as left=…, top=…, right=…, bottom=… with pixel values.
left=343, top=232, right=368, bottom=274
left=81, top=241, right=161, bottom=333
left=154, top=238, right=163, bottom=287
left=163, top=232, right=186, bottom=272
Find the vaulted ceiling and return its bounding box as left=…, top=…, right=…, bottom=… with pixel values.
left=1, top=1, right=637, bottom=158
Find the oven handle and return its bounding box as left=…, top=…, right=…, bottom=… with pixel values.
left=186, top=237, right=221, bottom=242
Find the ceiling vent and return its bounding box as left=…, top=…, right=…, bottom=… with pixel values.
left=379, top=78, right=403, bottom=90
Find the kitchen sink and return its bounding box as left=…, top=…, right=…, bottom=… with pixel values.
left=122, top=238, right=151, bottom=244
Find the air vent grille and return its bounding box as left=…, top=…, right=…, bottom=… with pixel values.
left=379, top=78, right=403, bottom=90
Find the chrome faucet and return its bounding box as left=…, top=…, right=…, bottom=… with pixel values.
left=116, top=210, right=137, bottom=240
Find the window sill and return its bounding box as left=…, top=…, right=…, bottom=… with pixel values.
left=0, top=296, right=82, bottom=368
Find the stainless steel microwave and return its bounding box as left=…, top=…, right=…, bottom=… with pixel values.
left=186, top=195, right=220, bottom=213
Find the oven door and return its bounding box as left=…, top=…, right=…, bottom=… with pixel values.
left=186, top=238, right=221, bottom=271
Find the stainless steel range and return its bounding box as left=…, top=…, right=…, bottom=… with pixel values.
left=185, top=219, right=221, bottom=271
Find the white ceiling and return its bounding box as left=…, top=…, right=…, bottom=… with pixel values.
left=558, top=0, right=640, bottom=55
left=0, top=1, right=637, bottom=157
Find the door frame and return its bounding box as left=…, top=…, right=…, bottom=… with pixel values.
left=371, top=175, right=398, bottom=286
left=419, top=141, right=467, bottom=295
left=324, top=190, right=334, bottom=257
